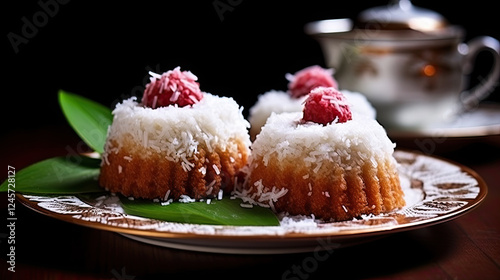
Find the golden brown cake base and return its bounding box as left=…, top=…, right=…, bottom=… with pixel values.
left=99, top=139, right=248, bottom=201
left=246, top=157, right=405, bottom=221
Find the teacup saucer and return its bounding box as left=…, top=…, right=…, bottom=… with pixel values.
left=387, top=103, right=500, bottom=150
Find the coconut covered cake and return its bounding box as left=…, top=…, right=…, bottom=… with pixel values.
left=99, top=67, right=251, bottom=201
left=238, top=87, right=405, bottom=221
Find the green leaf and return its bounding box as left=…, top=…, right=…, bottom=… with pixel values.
left=58, top=90, right=112, bottom=154
left=0, top=155, right=102, bottom=194
left=120, top=196, right=280, bottom=226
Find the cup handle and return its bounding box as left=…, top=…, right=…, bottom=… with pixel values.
left=460, top=36, right=500, bottom=111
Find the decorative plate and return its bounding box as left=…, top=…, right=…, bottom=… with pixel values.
left=17, top=150, right=487, bottom=254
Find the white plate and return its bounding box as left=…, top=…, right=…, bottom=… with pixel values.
left=387, top=103, right=500, bottom=139
left=18, top=150, right=487, bottom=254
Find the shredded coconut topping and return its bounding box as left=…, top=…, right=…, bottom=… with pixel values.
left=232, top=179, right=289, bottom=212
left=248, top=89, right=376, bottom=140
left=249, top=111, right=396, bottom=174
left=102, top=94, right=251, bottom=169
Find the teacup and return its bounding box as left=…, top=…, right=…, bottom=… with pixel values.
left=305, top=18, right=500, bottom=130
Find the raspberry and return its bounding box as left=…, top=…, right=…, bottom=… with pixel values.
left=142, top=67, right=203, bottom=108
left=286, top=65, right=338, bottom=98
left=303, top=87, right=352, bottom=125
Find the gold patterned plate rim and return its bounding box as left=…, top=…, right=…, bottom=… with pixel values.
left=16, top=150, right=488, bottom=252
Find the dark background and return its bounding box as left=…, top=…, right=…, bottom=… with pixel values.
left=4, top=0, right=500, bottom=138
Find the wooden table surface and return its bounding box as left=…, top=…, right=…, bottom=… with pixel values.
left=1, top=125, right=499, bottom=280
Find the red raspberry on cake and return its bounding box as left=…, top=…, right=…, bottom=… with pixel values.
left=303, top=86, right=352, bottom=125
left=286, top=65, right=338, bottom=98
left=142, top=67, right=203, bottom=108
